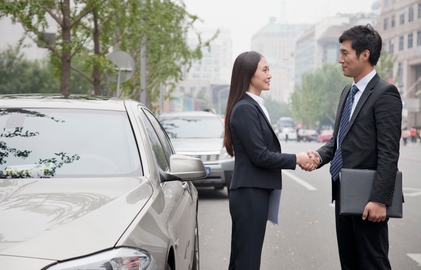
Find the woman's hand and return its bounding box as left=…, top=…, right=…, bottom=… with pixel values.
left=296, top=151, right=320, bottom=171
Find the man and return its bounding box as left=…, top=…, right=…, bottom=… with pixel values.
left=410, top=127, right=417, bottom=143
left=306, top=24, right=402, bottom=269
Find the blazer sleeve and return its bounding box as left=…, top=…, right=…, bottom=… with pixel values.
left=230, top=101, right=296, bottom=170
left=369, top=83, right=402, bottom=204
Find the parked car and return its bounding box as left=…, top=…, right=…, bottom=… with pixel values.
left=0, top=94, right=206, bottom=270
left=158, top=110, right=234, bottom=193
left=278, top=126, right=297, bottom=141
left=317, top=129, right=334, bottom=142
left=297, top=129, right=318, bottom=142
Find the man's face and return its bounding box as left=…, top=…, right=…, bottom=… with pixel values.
left=338, top=40, right=366, bottom=81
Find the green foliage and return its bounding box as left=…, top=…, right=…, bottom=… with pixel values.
left=116, top=0, right=217, bottom=110
left=0, top=0, right=95, bottom=95
left=0, top=45, right=60, bottom=93
left=68, top=55, right=95, bottom=94
left=289, top=51, right=398, bottom=128
left=289, top=62, right=352, bottom=127
left=0, top=0, right=214, bottom=106
left=376, top=50, right=397, bottom=82
left=0, top=45, right=94, bottom=94
left=262, top=97, right=291, bottom=124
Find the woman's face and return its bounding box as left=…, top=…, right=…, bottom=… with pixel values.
left=249, top=57, right=272, bottom=95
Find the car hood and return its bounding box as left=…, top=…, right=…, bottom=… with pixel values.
left=0, top=177, right=152, bottom=261
left=171, top=138, right=223, bottom=153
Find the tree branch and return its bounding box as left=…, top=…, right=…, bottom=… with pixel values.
left=15, top=14, right=62, bottom=59
left=38, top=2, right=63, bottom=27
left=69, top=6, right=96, bottom=28
left=70, top=65, right=94, bottom=84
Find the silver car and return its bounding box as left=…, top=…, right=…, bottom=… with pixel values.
left=0, top=94, right=205, bottom=270
left=158, top=111, right=234, bottom=194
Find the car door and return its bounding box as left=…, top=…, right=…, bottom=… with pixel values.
left=140, top=108, right=197, bottom=270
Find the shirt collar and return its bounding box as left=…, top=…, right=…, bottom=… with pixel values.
left=354, top=69, right=376, bottom=92
left=246, top=91, right=265, bottom=106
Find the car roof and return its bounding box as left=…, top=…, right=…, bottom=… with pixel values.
left=0, top=94, right=128, bottom=111
left=158, top=110, right=219, bottom=118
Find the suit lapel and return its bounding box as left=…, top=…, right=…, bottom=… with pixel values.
left=333, top=74, right=379, bottom=147
left=347, top=74, right=379, bottom=130
left=244, top=94, right=277, bottom=137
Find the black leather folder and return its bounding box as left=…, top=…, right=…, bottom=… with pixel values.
left=339, top=169, right=403, bottom=218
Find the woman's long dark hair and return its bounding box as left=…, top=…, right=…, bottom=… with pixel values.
left=223, top=51, right=263, bottom=157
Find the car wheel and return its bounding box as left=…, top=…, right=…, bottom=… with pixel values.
left=192, top=217, right=200, bottom=270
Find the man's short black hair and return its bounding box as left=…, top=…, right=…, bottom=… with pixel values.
left=339, top=24, right=382, bottom=66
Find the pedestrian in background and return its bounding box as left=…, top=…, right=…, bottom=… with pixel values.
left=410, top=127, right=417, bottom=143
left=402, top=127, right=410, bottom=146
left=418, top=128, right=421, bottom=144
left=223, top=51, right=317, bottom=270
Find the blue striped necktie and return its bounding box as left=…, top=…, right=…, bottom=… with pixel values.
left=330, top=85, right=359, bottom=181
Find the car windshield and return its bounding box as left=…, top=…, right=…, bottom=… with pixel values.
left=160, top=116, right=223, bottom=139
left=0, top=108, right=142, bottom=178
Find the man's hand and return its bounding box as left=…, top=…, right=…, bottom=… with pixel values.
left=296, top=152, right=319, bottom=171
left=362, top=202, right=387, bottom=222
left=299, top=150, right=321, bottom=172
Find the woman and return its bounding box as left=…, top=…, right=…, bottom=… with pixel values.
left=223, top=51, right=316, bottom=270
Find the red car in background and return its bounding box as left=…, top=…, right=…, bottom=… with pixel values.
left=317, top=129, right=334, bottom=142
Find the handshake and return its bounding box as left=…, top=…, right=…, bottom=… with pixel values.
left=296, top=150, right=320, bottom=172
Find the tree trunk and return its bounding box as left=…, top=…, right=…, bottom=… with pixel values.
left=93, top=8, right=101, bottom=95
left=61, top=0, right=71, bottom=97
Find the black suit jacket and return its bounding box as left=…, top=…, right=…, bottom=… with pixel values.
left=229, top=94, right=296, bottom=190
left=317, top=74, right=402, bottom=205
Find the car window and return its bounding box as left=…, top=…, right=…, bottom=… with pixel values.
left=138, top=108, right=170, bottom=171
left=142, top=109, right=174, bottom=158
left=0, top=108, right=142, bottom=178
left=159, top=115, right=223, bottom=139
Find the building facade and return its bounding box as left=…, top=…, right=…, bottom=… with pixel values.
left=378, top=0, right=421, bottom=128
left=0, top=16, right=56, bottom=60
left=294, top=13, right=378, bottom=87
left=251, top=19, right=307, bottom=104
left=166, top=28, right=232, bottom=113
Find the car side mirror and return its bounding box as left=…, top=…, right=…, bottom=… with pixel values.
left=160, top=154, right=206, bottom=182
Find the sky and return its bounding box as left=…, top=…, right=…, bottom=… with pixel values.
left=181, top=0, right=379, bottom=59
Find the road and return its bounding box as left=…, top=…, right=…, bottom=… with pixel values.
left=197, top=140, right=421, bottom=269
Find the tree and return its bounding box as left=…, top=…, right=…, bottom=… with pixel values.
left=289, top=63, right=352, bottom=127
left=0, top=45, right=60, bottom=93
left=115, top=0, right=217, bottom=110
left=0, top=0, right=96, bottom=96
left=71, top=0, right=137, bottom=95
left=0, top=0, right=215, bottom=107
left=0, top=45, right=93, bottom=94
left=376, top=50, right=398, bottom=82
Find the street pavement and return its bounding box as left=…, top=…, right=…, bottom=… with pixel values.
left=197, top=140, right=421, bottom=270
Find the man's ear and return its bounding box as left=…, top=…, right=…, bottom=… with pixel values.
left=362, top=49, right=370, bottom=61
